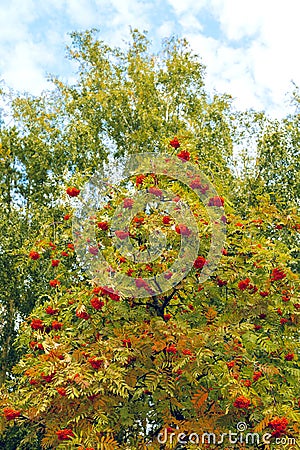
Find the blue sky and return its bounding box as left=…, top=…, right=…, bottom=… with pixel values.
left=0, top=0, right=299, bottom=117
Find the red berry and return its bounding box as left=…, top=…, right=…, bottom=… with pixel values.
left=135, top=174, right=146, bottom=186
left=208, top=196, right=224, bottom=207
left=259, top=291, right=269, bottom=297
left=162, top=215, right=171, bottom=224
left=123, top=198, right=134, bottom=209
left=169, top=137, right=180, bottom=149
left=166, top=344, right=177, bottom=354
left=90, top=297, right=104, bottom=310
left=52, top=321, right=63, bottom=330
left=233, top=396, right=250, bottom=409
left=88, top=246, right=98, bottom=255
left=76, top=310, right=90, bottom=320
left=97, top=221, right=109, bottom=230
left=3, top=408, right=21, bottom=420
left=30, top=319, right=44, bottom=330
left=193, top=256, right=207, bottom=269
left=88, top=357, right=103, bottom=369
left=177, top=150, right=190, bottom=161
left=56, top=429, right=74, bottom=441
left=238, top=278, right=250, bottom=290
left=253, top=371, right=263, bottom=381
left=182, top=349, right=192, bottom=356
left=51, top=259, right=60, bottom=267
left=148, top=186, right=163, bottom=197
left=29, top=251, right=40, bottom=260
left=66, top=187, right=80, bottom=197
left=226, top=361, right=235, bottom=368
left=270, top=268, right=286, bottom=282
left=115, top=230, right=129, bottom=240
left=175, top=224, right=192, bottom=237
left=56, top=387, right=67, bottom=396
left=122, top=338, right=131, bottom=348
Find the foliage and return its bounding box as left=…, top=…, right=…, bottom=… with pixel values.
left=0, top=29, right=299, bottom=450
left=1, top=143, right=299, bottom=449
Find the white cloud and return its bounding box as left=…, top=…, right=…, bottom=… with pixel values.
left=65, top=0, right=98, bottom=28
left=167, top=0, right=208, bottom=15
left=168, top=0, right=300, bottom=116
left=210, top=0, right=264, bottom=40
left=86, top=0, right=154, bottom=49
left=1, top=41, right=53, bottom=94
left=177, top=13, right=203, bottom=33
left=156, top=21, right=175, bottom=40
left=0, top=0, right=38, bottom=40
left=185, top=33, right=262, bottom=110
left=0, top=1, right=48, bottom=93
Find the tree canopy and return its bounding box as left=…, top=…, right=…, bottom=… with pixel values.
left=0, top=29, right=299, bottom=450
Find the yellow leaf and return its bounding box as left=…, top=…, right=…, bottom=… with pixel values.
left=192, top=390, right=208, bottom=410
left=253, top=415, right=273, bottom=433
left=205, top=307, right=217, bottom=323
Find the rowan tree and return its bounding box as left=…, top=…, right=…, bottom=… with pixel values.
left=1, top=140, right=299, bottom=449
